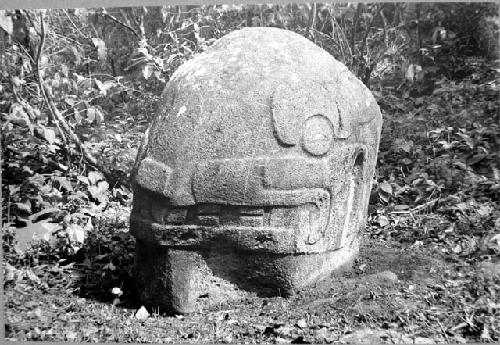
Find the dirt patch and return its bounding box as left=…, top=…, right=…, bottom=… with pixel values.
left=6, top=234, right=497, bottom=343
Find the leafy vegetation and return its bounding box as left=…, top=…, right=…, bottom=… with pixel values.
left=2, top=3, right=499, bottom=343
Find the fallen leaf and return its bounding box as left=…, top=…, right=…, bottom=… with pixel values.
left=135, top=306, right=149, bottom=320
left=143, top=64, right=154, bottom=80
left=296, top=318, right=307, bottom=329
left=394, top=204, right=409, bottom=211
left=15, top=201, right=31, bottom=213
left=66, top=330, right=78, bottom=341
left=15, top=222, right=60, bottom=252
left=4, top=262, right=18, bottom=283
left=0, top=10, right=14, bottom=35
left=41, top=127, right=57, bottom=145
left=379, top=181, right=393, bottom=194
left=88, top=171, right=104, bottom=185
left=111, top=287, right=123, bottom=296
left=66, top=224, right=85, bottom=244
left=91, top=37, right=107, bottom=62
left=103, top=262, right=116, bottom=271
left=377, top=215, right=390, bottom=227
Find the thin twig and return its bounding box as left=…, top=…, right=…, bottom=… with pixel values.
left=380, top=6, right=389, bottom=46
left=101, top=8, right=141, bottom=40
left=411, top=198, right=440, bottom=213
left=437, top=320, right=450, bottom=342
left=34, top=12, right=44, bottom=76
left=63, top=9, right=90, bottom=41
left=32, top=12, right=119, bottom=185
left=308, top=3, right=317, bottom=40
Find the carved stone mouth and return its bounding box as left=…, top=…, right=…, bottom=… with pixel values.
left=134, top=191, right=331, bottom=245
left=138, top=201, right=322, bottom=228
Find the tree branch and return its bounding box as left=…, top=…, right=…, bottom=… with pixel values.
left=33, top=11, right=123, bottom=186
left=34, top=12, right=44, bottom=75
left=33, top=12, right=67, bottom=147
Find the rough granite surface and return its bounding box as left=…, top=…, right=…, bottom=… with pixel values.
left=130, top=27, right=383, bottom=314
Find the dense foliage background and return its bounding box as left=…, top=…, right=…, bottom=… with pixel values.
left=1, top=3, right=499, bottom=343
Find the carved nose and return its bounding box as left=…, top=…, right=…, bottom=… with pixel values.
left=135, top=158, right=195, bottom=205
left=135, top=158, right=172, bottom=197
left=192, top=157, right=330, bottom=206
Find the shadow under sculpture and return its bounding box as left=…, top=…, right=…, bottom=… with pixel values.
left=130, top=27, right=383, bottom=314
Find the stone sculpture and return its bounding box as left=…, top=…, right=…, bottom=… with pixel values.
left=130, top=27, right=383, bottom=314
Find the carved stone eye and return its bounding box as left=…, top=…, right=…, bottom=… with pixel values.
left=302, top=115, right=334, bottom=156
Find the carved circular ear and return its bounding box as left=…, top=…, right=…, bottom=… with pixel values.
left=272, top=81, right=352, bottom=146
left=271, top=84, right=305, bottom=146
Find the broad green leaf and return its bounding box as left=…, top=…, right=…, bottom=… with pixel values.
left=88, top=171, right=104, bottom=185
left=87, top=107, right=104, bottom=124
left=379, top=192, right=390, bottom=203
left=94, top=107, right=104, bottom=124
left=103, top=262, right=116, bottom=271
left=8, top=184, right=20, bottom=195
left=73, top=108, right=82, bottom=123
left=15, top=201, right=31, bottom=213
left=88, top=180, right=109, bottom=203
left=54, top=176, right=74, bottom=192
left=112, top=287, right=123, bottom=296
left=22, top=166, right=34, bottom=175
left=9, top=104, right=32, bottom=132
left=0, top=10, right=13, bottom=35
left=87, top=107, right=96, bottom=122
left=95, top=79, right=104, bottom=91
left=91, top=37, right=107, bottom=62
left=377, top=215, right=390, bottom=227
left=42, top=127, right=56, bottom=145
left=61, top=64, right=70, bottom=77
left=29, top=207, right=61, bottom=223
left=135, top=306, right=149, bottom=320
left=97, top=180, right=109, bottom=193
left=453, top=161, right=468, bottom=171
left=64, top=97, right=76, bottom=106
left=12, top=76, right=23, bottom=88
left=379, top=181, right=393, bottom=195
left=15, top=222, right=60, bottom=253
left=74, top=8, right=89, bottom=20
left=71, top=46, right=82, bottom=65
left=142, top=64, right=153, bottom=80
left=77, top=175, right=89, bottom=185
left=76, top=75, right=92, bottom=90
left=66, top=224, right=85, bottom=244
left=457, top=132, right=474, bottom=148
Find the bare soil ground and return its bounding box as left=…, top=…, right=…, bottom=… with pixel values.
left=5, top=230, right=499, bottom=343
